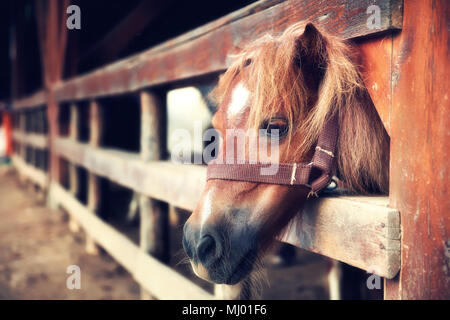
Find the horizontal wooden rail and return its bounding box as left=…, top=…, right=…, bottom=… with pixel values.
left=11, top=155, right=48, bottom=188
left=54, top=0, right=402, bottom=102
left=12, top=131, right=48, bottom=149
left=281, top=196, right=400, bottom=279
left=54, top=138, right=205, bottom=210
left=54, top=138, right=400, bottom=279
left=49, top=183, right=214, bottom=299
left=12, top=90, right=47, bottom=110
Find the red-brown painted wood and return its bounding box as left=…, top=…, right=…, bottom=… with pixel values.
left=385, top=0, right=450, bottom=299
left=358, top=36, right=393, bottom=134
left=35, top=0, right=69, bottom=184
left=12, top=90, right=47, bottom=110
left=54, top=0, right=402, bottom=102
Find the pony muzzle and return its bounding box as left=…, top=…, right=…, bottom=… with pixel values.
left=182, top=214, right=259, bottom=285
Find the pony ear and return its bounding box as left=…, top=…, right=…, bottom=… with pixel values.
left=295, top=23, right=328, bottom=91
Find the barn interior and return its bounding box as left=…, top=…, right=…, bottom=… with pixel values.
left=0, top=0, right=385, bottom=300
left=1, top=0, right=446, bottom=301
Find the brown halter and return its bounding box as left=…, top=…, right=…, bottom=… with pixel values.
left=206, top=113, right=339, bottom=197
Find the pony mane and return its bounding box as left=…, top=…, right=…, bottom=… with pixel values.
left=211, top=22, right=389, bottom=194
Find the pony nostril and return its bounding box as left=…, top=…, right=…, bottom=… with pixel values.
left=196, top=235, right=219, bottom=266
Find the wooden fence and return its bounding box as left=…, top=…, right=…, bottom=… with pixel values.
left=9, top=0, right=450, bottom=299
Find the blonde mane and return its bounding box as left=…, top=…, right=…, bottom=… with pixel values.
left=211, top=22, right=389, bottom=194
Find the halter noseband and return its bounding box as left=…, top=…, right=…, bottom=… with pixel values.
left=206, top=113, right=339, bottom=197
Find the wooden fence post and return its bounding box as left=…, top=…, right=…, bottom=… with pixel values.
left=27, top=111, right=37, bottom=194
left=46, top=90, right=60, bottom=209
left=68, top=103, right=81, bottom=233
left=17, top=111, right=27, bottom=184
left=385, top=0, right=450, bottom=299
left=39, top=107, right=47, bottom=174
left=29, top=112, right=36, bottom=170
left=86, top=100, right=102, bottom=255
left=35, top=108, right=46, bottom=200
left=139, top=90, right=169, bottom=299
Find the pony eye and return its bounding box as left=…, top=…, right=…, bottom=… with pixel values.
left=262, top=118, right=289, bottom=138
left=244, top=58, right=252, bottom=67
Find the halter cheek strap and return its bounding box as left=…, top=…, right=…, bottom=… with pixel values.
left=206, top=113, right=339, bottom=197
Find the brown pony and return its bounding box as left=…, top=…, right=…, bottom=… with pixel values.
left=182, top=22, right=389, bottom=299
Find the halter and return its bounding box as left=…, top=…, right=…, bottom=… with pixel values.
left=206, top=113, right=339, bottom=197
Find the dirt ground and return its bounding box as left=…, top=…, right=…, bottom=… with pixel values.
left=0, top=166, right=331, bottom=300
left=0, top=168, right=140, bottom=299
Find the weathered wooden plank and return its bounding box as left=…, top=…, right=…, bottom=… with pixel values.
left=68, top=103, right=79, bottom=195
left=89, top=100, right=102, bottom=147
left=54, top=0, right=403, bottom=102
left=49, top=182, right=214, bottom=300
left=68, top=103, right=81, bottom=233
left=12, top=131, right=48, bottom=149
left=146, top=0, right=286, bottom=56
left=385, top=0, right=450, bottom=299
left=85, top=100, right=102, bottom=254
left=54, top=138, right=204, bottom=211
left=47, top=92, right=60, bottom=192
left=85, top=171, right=100, bottom=254
left=11, top=155, right=48, bottom=188
left=280, top=196, right=400, bottom=279
left=139, top=90, right=169, bottom=265
left=12, top=90, right=46, bottom=110
left=53, top=138, right=400, bottom=277
left=358, top=35, right=393, bottom=135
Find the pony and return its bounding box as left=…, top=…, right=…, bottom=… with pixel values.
left=182, top=22, right=390, bottom=299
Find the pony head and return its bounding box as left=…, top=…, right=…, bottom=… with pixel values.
left=182, top=22, right=389, bottom=296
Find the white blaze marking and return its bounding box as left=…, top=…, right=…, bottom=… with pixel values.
left=200, top=190, right=213, bottom=227
left=227, top=82, right=250, bottom=119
